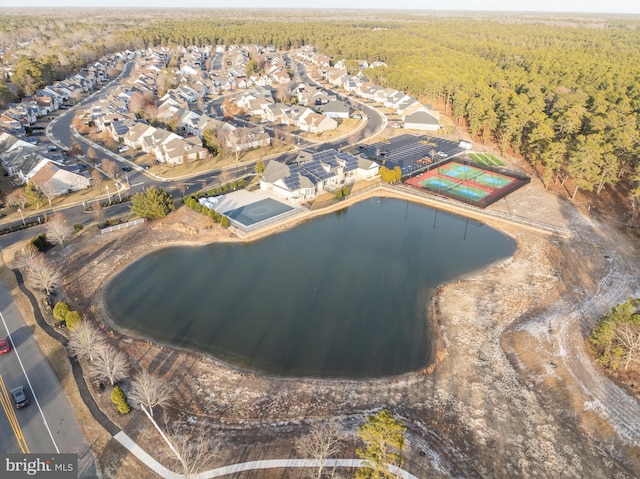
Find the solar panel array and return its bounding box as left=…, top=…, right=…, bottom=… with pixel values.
left=282, top=149, right=362, bottom=191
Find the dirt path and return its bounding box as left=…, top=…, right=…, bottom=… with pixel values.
left=19, top=174, right=640, bottom=478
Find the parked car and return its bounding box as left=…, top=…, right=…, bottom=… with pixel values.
left=122, top=165, right=132, bottom=172
left=118, top=146, right=129, bottom=153
left=0, top=337, right=11, bottom=354
left=437, top=151, right=447, bottom=158
left=9, top=386, right=29, bottom=409
left=48, top=145, right=58, bottom=152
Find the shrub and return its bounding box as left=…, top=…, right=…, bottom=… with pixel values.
left=220, top=216, right=230, bottom=228
left=65, top=310, right=82, bottom=330
left=53, top=301, right=71, bottom=321
left=73, top=223, right=83, bottom=232
left=31, top=233, right=50, bottom=251
left=237, top=178, right=245, bottom=188
left=111, top=386, right=131, bottom=414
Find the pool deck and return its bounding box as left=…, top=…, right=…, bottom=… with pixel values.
left=213, top=189, right=290, bottom=215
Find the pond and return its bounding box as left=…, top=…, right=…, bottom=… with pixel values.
left=104, top=197, right=516, bottom=378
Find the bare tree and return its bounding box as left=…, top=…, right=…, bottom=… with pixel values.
left=28, top=255, right=60, bottom=295
left=6, top=188, right=28, bottom=209
left=91, top=168, right=104, bottom=191
left=14, top=243, right=40, bottom=274
left=68, top=141, right=83, bottom=157
left=102, top=158, right=118, bottom=179
left=129, top=370, right=171, bottom=417
left=45, top=213, right=71, bottom=249
left=72, top=115, right=89, bottom=134
left=165, top=421, right=218, bottom=478
left=90, top=343, right=129, bottom=386
left=615, top=322, right=640, bottom=370
left=101, top=131, right=116, bottom=148
left=128, top=91, right=146, bottom=115
left=67, top=321, right=107, bottom=362
left=86, top=147, right=98, bottom=166
left=92, top=200, right=105, bottom=224
left=40, top=182, right=57, bottom=209
left=296, top=421, right=344, bottom=479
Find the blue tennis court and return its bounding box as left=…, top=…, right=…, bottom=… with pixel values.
left=224, top=197, right=294, bottom=227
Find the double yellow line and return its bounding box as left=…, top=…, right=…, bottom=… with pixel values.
left=0, top=374, right=29, bottom=453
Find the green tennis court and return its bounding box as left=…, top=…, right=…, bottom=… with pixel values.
left=405, top=160, right=529, bottom=207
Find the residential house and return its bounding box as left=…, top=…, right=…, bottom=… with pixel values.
left=260, top=148, right=377, bottom=202
left=122, top=122, right=157, bottom=150
left=142, top=128, right=181, bottom=155
left=29, top=159, right=90, bottom=197
left=298, top=110, right=338, bottom=134
left=222, top=126, right=270, bottom=152
left=155, top=137, right=208, bottom=166
left=318, top=100, right=350, bottom=119
left=402, top=109, right=440, bottom=131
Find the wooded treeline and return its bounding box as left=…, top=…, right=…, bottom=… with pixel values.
left=3, top=12, right=640, bottom=222
left=118, top=16, right=640, bottom=220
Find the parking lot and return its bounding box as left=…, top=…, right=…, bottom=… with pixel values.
left=356, top=134, right=464, bottom=177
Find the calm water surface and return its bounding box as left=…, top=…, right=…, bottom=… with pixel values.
left=105, top=198, right=516, bottom=378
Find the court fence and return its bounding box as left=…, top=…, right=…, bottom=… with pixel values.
left=389, top=183, right=570, bottom=237
left=228, top=206, right=307, bottom=236
left=405, top=158, right=530, bottom=208
left=228, top=177, right=569, bottom=238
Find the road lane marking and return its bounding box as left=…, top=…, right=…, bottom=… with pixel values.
left=0, top=374, right=29, bottom=453
left=0, top=311, right=60, bottom=453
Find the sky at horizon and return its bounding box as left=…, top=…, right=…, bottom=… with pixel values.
left=2, top=1, right=640, bottom=15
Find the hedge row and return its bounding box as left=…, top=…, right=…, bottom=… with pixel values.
left=183, top=195, right=230, bottom=228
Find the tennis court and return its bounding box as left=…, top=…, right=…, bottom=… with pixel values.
left=405, top=160, right=529, bottom=207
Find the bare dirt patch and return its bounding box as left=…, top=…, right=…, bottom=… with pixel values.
left=6, top=172, right=640, bottom=478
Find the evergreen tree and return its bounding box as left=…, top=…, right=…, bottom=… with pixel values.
left=130, top=187, right=175, bottom=220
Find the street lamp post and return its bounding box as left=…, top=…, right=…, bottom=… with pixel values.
left=17, top=207, right=26, bottom=226
left=116, top=184, right=122, bottom=202
left=106, top=185, right=111, bottom=204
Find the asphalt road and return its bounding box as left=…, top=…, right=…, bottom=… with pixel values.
left=0, top=280, right=96, bottom=475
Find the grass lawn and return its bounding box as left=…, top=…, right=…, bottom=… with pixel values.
left=486, top=153, right=504, bottom=166
left=471, top=152, right=505, bottom=167
left=469, top=153, right=489, bottom=166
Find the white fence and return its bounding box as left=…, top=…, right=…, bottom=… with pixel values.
left=100, top=218, right=145, bottom=234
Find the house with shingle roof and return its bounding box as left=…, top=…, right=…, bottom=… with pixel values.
left=29, top=159, right=90, bottom=197
left=260, top=148, right=378, bottom=202
left=318, top=100, right=350, bottom=119
left=155, top=137, right=208, bottom=166
left=403, top=109, right=440, bottom=131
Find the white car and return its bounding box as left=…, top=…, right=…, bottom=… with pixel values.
left=118, top=146, right=129, bottom=153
